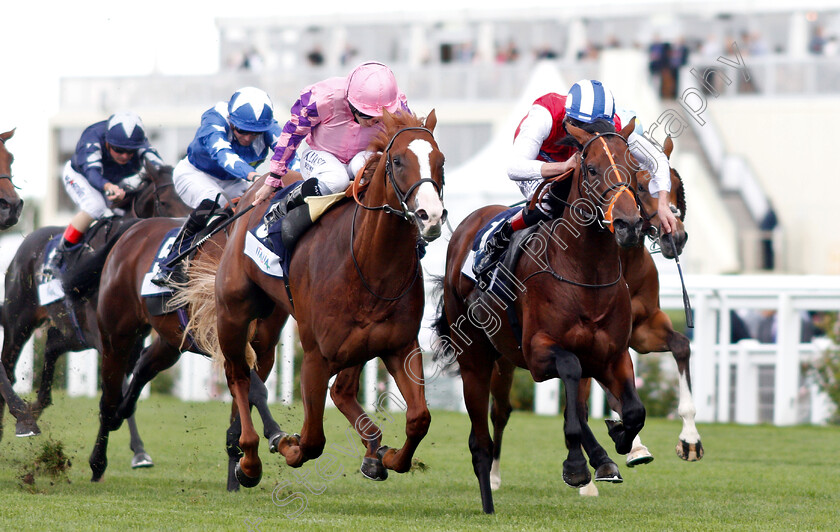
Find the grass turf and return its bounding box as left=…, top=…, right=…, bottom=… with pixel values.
left=1, top=392, right=839, bottom=531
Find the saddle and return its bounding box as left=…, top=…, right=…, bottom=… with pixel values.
left=48, top=216, right=141, bottom=299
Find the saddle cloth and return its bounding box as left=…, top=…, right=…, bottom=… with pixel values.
left=244, top=184, right=345, bottom=279
left=462, top=207, right=521, bottom=283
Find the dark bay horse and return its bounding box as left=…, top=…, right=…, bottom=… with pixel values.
left=90, top=214, right=292, bottom=488
left=0, top=163, right=190, bottom=469
left=0, top=129, right=25, bottom=229
left=484, top=138, right=701, bottom=497
left=180, top=111, right=446, bottom=488
left=434, top=120, right=645, bottom=514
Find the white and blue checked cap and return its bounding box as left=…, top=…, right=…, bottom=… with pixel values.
left=565, top=80, right=616, bottom=123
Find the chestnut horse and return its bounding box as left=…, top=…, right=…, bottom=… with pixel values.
left=484, top=138, right=701, bottom=498
left=434, top=119, right=645, bottom=514
left=0, top=129, right=24, bottom=229
left=180, top=111, right=446, bottom=488
left=0, top=164, right=189, bottom=469
left=91, top=214, right=292, bottom=489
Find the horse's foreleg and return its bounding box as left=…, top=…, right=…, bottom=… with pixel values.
left=329, top=364, right=387, bottom=481
left=575, top=378, right=621, bottom=484
left=118, top=340, right=180, bottom=420
left=31, top=329, right=66, bottom=419
left=89, top=336, right=133, bottom=481
left=489, top=358, right=515, bottom=490
left=226, top=365, right=262, bottom=487
left=247, top=368, right=285, bottom=450
left=668, top=329, right=703, bottom=461
left=600, top=351, right=646, bottom=456
left=545, top=343, right=589, bottom=489
left=279, top=351, right=328, bottom=468
left=377, top=343, right=431, bottom=475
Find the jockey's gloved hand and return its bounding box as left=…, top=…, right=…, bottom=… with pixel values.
left=119, top=173, right=143, bottom=192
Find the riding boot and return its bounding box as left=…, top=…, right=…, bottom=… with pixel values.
left=280, top=203, right=315, bottom=251
left=44, top=239, right=71, bottom=276
left=151, top=198, right=219, bottom=287
left=474, top=220, right=514, bottom=277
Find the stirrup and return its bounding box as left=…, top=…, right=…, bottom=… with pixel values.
left=151, top=263, right=187, bottom=288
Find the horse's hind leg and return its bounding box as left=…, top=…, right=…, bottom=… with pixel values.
left=459, top=345, right=496, bottom=514
left=489, top=358, right=515, bottom=490
left=631, top=311, right=702, bottom=461
left=377, top=341, right=431, bottom=475
left=330, top=364, right=387, bottom=481
left=668, top=329, right=702, bottom=460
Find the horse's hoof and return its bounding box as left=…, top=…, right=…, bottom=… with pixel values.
left=234, top=462, right=262, bottom=488
left=268, top=431, right=287, bottom=453
left=131, top=452, right=154, bottom=469
left=562, top=460, right=591, bottom=488
left=579, top=480, right=600, bottom=497
left=360, top=456, right=388, bottom=481
left=15, top=418, right=41, bottom=438
left=375, top=445, right=391, bottom=461
left=626, top=445, right=654, bottom=467
left=676, top=439, right=704, bottom=461
left=594, top=462, right=623, bottom=483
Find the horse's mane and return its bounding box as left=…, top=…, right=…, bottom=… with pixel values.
left=673, top=168, right=686, bottom=221
left=557, top=118, right=617, bottom=151
left=360, top=111, right=424, bottom=181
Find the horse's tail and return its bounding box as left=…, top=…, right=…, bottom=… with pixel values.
left=429, top=274, right=451, bottom=364
left=167, top=247, right=256, bottom=369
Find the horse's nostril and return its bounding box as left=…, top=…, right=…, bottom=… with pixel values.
left=441, top=209, right=448, bottom=223
left=416, top=209, right=429, bottom=221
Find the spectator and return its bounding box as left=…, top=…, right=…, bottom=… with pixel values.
left=809, top=26, right=827, bottom=55
left=307, top=45, right=325, bottom=66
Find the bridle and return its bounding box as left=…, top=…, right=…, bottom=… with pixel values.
left=352, top=126, right=443, bottom=223
left=578, top=131, right=634, bottom=233
left=129, top=174, right=175, bottom=218
left=0, top=137, right=18, bottom=187
left=349, top=126, right=444, bottom=301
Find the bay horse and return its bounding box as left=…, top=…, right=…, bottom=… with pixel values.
left=434, top=119, right=645, bottom=514
left=90, top=206, right=297, bottom=488
left=180, top=110, right=446, bottom=488
left=0, top=129, right=25, bottom=229
left=483, top=137, right=701, bottom=498
left=0, top=163, right=190, bottom=471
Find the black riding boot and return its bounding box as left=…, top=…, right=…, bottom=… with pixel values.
left=151, top=199, right=219, bottom=287
left=474, top=220, right=514, bottom=277
left=280, top=204, right=315, bottom=251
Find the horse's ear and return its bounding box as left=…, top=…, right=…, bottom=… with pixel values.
left=424, top=109, right=437, bottom=133
left=0, top=128, right=14, bottom=142
left=619, top=117, right=636, bottom=140
left=663, top=136, right=674, bottom=159
left=564, top=121, right=590, bottom=145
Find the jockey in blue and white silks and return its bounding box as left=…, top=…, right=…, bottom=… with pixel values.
left=155, top=87, right=292, bottom=288
left=46, top=111, right=163, bottom=275
left=173, top=86, right=287, bottom=209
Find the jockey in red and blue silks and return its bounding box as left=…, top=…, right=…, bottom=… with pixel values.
left=475, top=79, right=676, bottom=276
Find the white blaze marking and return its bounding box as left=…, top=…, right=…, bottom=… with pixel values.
left=406, top=139, right=443, bottom=224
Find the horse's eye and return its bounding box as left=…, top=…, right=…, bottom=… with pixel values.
left=587, top=166, right=597, bottom=176
left=638, top=184, right=645, bottom=193
left=393, top=156, right=401, bottom=167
